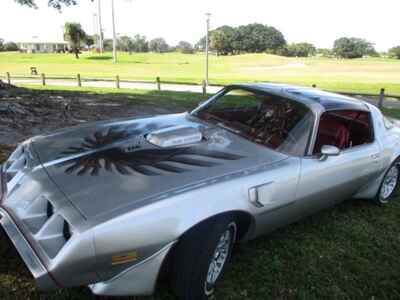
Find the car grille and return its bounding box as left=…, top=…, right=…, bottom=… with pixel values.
left=17, top=196, right=74, bottom=259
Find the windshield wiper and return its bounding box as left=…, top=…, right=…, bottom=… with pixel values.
left=217, top=122, right=241, bottom=134
left=198, top=113, right=242, bottom=135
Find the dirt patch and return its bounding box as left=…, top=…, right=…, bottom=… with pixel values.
left=0, top=85, right=186, bottom=151
left=0, top=145, right=13, bottom=163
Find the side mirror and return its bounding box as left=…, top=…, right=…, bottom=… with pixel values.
left=319, top=145, right=340, bottom=161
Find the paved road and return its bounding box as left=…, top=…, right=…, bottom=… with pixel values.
left=10, top=78, right=400, bottom=109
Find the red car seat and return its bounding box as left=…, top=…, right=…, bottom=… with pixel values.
left=314, top=117, right=350, bottom=153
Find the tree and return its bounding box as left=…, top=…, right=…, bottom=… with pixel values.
left=210, top=26, right=235, bottom=55
left=64, top=22, right=86, bottom=58
left=3, top=42, right=19, bottom=51
left=231, top=26, right=246, bottom=54
left=103, top=39, right=113, bottom=52
left=0, top=38, right=4, bottom=51
left=317, top=48, right=333, bottom=57
left=239, top=23, right=286, bottom=53
left=176, top=41, right=194, bottom=54
left=388, top=46, right=400, bottom=59
left=14, top=0, right=80, bottom=10
left=333, top=37, right=377, bottom=59
left=149, top=38, right=169, bottom=53
left=195, top=36, right=208, bottom=51
left=85, top=35, right=95, bottom=48
left=283, top=42, right=316, bottom=57
left=117, top=36, right=134, bottom=53
left=199, top=23, right=286, bottom=55
left=132, top=35, right=148, bottom=52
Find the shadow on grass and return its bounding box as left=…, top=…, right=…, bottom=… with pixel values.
left=85, top=56, right=113, bottom=61
left=10, top=85, right=208, bottom=111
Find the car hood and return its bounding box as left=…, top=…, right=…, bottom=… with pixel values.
left=31, top=113, right=287, bottom=221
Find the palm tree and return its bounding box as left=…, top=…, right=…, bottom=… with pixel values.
left=64, top=22, right=86, bottom=59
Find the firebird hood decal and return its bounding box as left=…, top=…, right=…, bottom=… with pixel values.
left=30, top=113, right=287, bottom=220
left=59, top=126, right=243, bottom=177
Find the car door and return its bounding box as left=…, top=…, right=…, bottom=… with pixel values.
left=246, top=156, right=302, bottom=236
left=296, top=109, right=383, bottom=216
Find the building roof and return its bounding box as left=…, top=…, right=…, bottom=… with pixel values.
left=17, top=38, right=67, bottom=44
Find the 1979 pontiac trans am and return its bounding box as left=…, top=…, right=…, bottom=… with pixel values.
left=1, top=84, right=400, bottom=299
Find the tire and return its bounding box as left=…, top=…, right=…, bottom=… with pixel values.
left=374, top=158, right=400, bottom=205
left=171, top=215, right=237, bottom=300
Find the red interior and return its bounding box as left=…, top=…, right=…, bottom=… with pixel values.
left=314, top=116, right=350, bottom=153
left=314, top=110, right=372, bottom=154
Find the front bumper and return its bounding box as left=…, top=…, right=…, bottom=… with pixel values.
left=0, top=208, right=58, bottom=290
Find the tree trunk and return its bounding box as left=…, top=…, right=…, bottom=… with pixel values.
left=74, top=48, right=79, bottom=59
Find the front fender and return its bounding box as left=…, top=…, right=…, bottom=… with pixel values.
left=91, top=171, right=260, bottom=284
left=89, top=241, right=175, bottom=296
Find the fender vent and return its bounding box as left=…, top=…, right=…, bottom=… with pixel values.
left=37, top=215, right=74, bottom=258
left=63, top=220, right=72, bottom=241
left=46, top=201, right=54, bottom=218
left=4, top=144, right=28, bottom=193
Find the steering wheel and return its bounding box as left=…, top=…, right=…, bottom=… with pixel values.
left=247, top=102, right=269, bottom=127
left=251, top=125, right=297, bottom=148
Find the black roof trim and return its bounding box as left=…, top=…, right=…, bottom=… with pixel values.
left=228, top=83, right=370, bottom=112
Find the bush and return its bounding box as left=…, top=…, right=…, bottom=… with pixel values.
left=280, top=42, right=316, bottom=57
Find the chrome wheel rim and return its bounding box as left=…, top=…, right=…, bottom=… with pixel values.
left=380, top=165, right=399, bottom=201
left=204, top=227, right=233, bottom=295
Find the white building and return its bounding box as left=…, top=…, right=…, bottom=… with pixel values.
left=17, top=38, right=68, bottom=53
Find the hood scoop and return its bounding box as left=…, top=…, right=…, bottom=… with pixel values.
left=146, top=125, right=203, bottom=148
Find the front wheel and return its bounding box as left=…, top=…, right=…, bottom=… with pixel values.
left=171, top=215, right=237, bottom=300
left=375, top=158, right=400, bottom=205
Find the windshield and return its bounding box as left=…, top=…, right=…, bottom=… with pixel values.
left=193, top=87, right=314, bottom=156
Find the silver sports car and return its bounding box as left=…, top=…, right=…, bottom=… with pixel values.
left=1, top=84, right=399, bottom=299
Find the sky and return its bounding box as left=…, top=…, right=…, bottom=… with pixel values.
left=0, top=0, right=399, bottom=51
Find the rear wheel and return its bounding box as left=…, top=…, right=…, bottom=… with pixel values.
left=171, top=215, right=237, bottom=300
left=375, top=158, right=400, bottom=205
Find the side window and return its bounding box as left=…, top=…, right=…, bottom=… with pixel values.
left=313, top=110, right=373, bottom=154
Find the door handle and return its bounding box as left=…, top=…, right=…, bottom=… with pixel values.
left=249, top=181, right=274, bottom=207
left=371, top=153, right=381, bottom=163
left=248, top=187, right=263, bottom=207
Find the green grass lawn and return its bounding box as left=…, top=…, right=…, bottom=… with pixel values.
left=1, top=86, right=400, bottom=299
left=1, top=51, right=400, bottom=96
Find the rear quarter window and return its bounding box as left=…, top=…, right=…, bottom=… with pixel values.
left=314, top=110, right=374, bottom=153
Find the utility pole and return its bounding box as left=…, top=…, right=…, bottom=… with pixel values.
left=97, top=0, right=103, bottom=53
left=111, top=0, right=117, bottom=63
left=93, top=13, right=98, bottom=49
left=205, top=13, right=211, bottom=86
